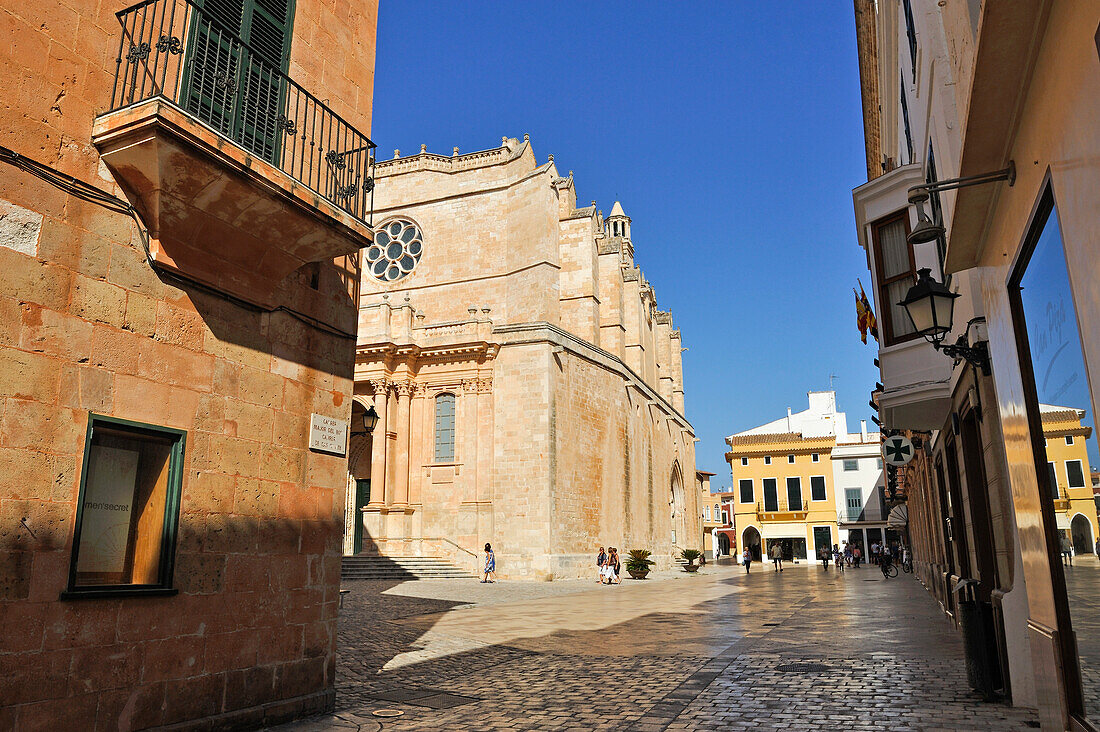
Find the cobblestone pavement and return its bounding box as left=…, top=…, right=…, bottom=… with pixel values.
left=273, top=561, right=1042, bottom=731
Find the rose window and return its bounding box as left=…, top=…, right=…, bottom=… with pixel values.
left=367, top=219, right=423, bottom=282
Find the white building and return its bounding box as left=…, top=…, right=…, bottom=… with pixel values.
left=831, top=423, right=887, bottom=552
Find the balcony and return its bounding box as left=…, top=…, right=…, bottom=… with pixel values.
left=756, top=501, right=808, bottom=522
left=92, top=0, right=376, bottom=307
left=852, top=163, right=954, bottom=431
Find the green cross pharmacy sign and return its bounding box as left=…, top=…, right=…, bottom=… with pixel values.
left=882, top=435, right=915, bottom=466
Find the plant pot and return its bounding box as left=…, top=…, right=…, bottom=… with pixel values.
left=627, top=569, right=650, bottom=580
left=684, top=563, right=699, bottom=573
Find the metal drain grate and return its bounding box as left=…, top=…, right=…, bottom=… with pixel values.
left=762, top=622, right=781, bottom=626
left=776, top=662, right=830, bottom=673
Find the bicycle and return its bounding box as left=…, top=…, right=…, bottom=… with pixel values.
left=881, top=557, right=898, bottom=578
left=901, top=556, right=913, bottom=573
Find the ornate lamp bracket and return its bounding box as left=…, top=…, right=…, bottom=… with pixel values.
left=936, top=335, right=991, bottom=376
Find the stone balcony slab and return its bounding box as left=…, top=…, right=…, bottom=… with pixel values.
left=92, top=99, right=373, bottom=308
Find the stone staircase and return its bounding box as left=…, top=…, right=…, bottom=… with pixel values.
left=341, top=555, right=477, bottom=581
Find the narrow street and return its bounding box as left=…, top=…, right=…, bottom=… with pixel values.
left=285, top=564, right=1043, bottom=731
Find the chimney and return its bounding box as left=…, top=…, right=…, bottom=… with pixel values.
left=787, top=407, right=792, bottom=432
left=860, top=420, right=868, bottom=441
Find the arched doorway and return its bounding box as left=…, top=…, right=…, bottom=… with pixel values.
left=670, top=463, right=686, bottom=546
left=718, top=532, right=731, bottom=556
left=1071, top=514, right=1094, bottom=556
left=345, top=399, right=374, bottom=555
left=742, top=526, right=761, bottom=561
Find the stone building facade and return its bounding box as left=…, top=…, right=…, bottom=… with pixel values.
left=0, top=0, right=377, bottom=728
left=345, top=137, right=699, bottom=579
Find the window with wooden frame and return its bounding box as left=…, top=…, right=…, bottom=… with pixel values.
left=870, top=210, right=917, bottom=345
left=184, top=0, right=296, bottom=164
left=434, top=392, right=456, bottom=462
left=900, top=73, right=914, bottom=165
left=65, top=415, right=186, bottom=597
left=786, top=477, right=802, bottom=510
left=739, top=479, right=754, bottom=504
left=810, top=475, right=827, bottom=502
left=1067, top=460, right=1086, bottom=489
left=902, top=0, right=918, bottom=76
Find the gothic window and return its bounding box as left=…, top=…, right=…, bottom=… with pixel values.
left=433, top=392, right=455, bottom=462
left=368, top=219, right=423, bottom=282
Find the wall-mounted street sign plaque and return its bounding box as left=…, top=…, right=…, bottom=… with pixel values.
left=309, top=413, right=348, bottom=455
left=882, top=435, right=915, bottom=466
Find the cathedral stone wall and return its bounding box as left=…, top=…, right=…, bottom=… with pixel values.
left=351, top=137, right=699, bottom=579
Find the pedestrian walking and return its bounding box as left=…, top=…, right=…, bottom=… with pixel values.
left=852, top=545, right=862, bottom=568
left=871, top=541, right=880, bottom=565
left=481, top=542, right=496, bottom=583
left=769, top=542, right=784, bottom=572
left=596, top=546, right=607, bottom=584
left=819, top=545, right=830, bottom=571
left=610, top=547, right=622, bottom=584
left=1062, top=535, right=1074, bottom=566
left=742, top=547, right=752, bottom=573
left=602, top=547, right=620, bottom=584
left=833, top=544, right=844, bottom=571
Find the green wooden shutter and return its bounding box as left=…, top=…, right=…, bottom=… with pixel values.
left=184, top=0, right=246, bottom=137
left=184, top=0, right=294, bottom=163
left=237, top=0, right=294, bottom=162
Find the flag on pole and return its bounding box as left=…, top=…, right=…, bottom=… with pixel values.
left=855, top=281, right=879, bottom=344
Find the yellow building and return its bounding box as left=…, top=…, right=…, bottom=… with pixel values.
left=725, top=392, right=844, bottom=562
left=1041, top=405, right=1099, bottom=554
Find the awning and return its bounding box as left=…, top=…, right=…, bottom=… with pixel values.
left=887, top=504, right=909, bottom=528
left=1057, top=513, right=1071, bottom=531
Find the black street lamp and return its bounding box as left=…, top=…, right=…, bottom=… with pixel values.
left=898, top=268, right=990, bottom=374
left=898, top=268, right=958, bottom=345
left=362, top=405, right=380, bottom=432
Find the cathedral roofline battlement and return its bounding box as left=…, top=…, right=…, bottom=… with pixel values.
left=375, top=135, right=532, bottom=177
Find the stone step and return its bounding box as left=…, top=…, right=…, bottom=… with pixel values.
left=341, top=555, right=477, bottom=581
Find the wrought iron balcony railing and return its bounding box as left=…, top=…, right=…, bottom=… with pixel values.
left=838, top=510, right=867, bottom=524
left=109, top=0, right=376, bottom=224
left=756, top=500, right=809, bottom=517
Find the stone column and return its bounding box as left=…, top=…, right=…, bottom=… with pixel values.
left=462, top=379, right=480, bottom=503
left=367, top=379, right=389, bottom=507
left=476, top=378, right=493, bottom=503
left=392, top=381, right=413, bottom=507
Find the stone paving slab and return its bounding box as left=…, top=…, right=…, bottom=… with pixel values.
left=272, top=563, right=1041, bottom=731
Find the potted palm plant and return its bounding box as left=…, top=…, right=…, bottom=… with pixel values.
left=680, top=548, right=702, bottom=572
left=625, top=549, right=655, bottom=579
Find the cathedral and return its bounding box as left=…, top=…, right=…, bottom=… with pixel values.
left=344, top=136, right=700, bottom=579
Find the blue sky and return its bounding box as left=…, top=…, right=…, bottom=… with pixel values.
left=372, top=2, right=879, bottom=489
